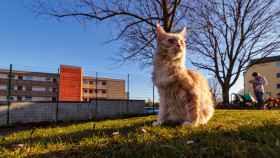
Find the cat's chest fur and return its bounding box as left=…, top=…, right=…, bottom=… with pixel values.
left=152, top=64, right=184, bottom=87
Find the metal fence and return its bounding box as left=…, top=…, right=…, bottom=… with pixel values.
left=0, top=64, right=159, bottom=125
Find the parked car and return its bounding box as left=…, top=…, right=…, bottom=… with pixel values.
left=145, top=107, right=159, bottom=114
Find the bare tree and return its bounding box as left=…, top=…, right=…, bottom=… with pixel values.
left=187, top=0, right=280, bottom=106
left=208, top=77, right=222, bottom=105
left=30, top=0, right=198, bottom=68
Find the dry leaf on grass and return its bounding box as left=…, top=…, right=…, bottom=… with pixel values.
left=17, top=144, right=24, bottom=147
left=202, top=147, right=209, bottom=151
left=112, top=132, right=119, bottom=135
left=229, top=120, right=237, bottom=125
left=142, top=129, right=147, bottom=133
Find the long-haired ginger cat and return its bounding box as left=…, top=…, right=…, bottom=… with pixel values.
left=152, top=24, right=214, bottom=126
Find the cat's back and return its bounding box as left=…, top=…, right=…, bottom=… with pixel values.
left=186, top=70, right=207, bottom=83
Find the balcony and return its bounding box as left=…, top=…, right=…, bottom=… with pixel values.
left=0, top=78, right=57, bottom=88
left=83, top=84, right=106, bottom=90
left=0, top=89, right=57, bottom=97
left=83, top=93, right=107, bottom=98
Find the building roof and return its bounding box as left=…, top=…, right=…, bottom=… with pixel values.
left=0, top=67, right=125, bottom=81
left=249, top=55, right=280, bottom=65
left=60, top=65, right=82, bottom=69
left=0, top=69, right=58, bottom=77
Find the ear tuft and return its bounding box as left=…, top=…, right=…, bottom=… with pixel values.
left=179, top=26, right=187, bottom=38
left=157, top=24, right=166, bottom=42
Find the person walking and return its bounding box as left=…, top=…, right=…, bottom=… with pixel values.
left=250, top=72, right=268, bottom=110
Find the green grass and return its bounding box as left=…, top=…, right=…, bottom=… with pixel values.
left=1, top=110, right=280, bottom=157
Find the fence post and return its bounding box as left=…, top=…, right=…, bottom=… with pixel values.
left=7, top=64, right=12, bottom=124
left=95, top=72, right=98, bottom=118
left=89, top=102, right=92, bottom=120
left=127, top=74, right=129, bottom=115
left=153, top=84, right=155, bottom=115
left=56, top=68, right=60, bottom=121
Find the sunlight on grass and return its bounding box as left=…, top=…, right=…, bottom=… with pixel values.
left=1, top=110, right=280, bottom=157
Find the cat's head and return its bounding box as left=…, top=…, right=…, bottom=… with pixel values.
left=156, top=24, right=186, bottom=60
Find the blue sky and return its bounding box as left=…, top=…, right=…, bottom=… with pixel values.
left=0, top=1, right=134, bottom=73
left=0, top=0, right=244, bottom=99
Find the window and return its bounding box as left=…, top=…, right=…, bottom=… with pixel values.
left=89, top=81, right=93, bottom=84
left=89, top=90, right=93, bottom=93
left=102, top=90, right=106, bottom=94
left=46, top=78, right=52, bottom=82
left=18, top=86, right=22, bottom=90
left=277, top=62, right=280, bottom=67
left=53, top=78, right=57, bottom=82
left=18, top=76, right=23, bottom=80
left=7, top=96, right=14, bottom=100
left=277, top=73, right=280, bottom=78
left=26, top=76, right=33, bottom=80
left=7, top=75, right=15, bottom=79
left=52, top=88, right=57, bottom=92
left=95, top=90, right=98, bottom=93
left=277, top=84, right=280, bottom=89
left=45, top=88, right=51, bottom=92
left=26, top=87, right=32, bottom=91
left=94, top=82, right=98, bottom=85
left=52, top=98, right=57, bottom=101
left=84, top=81, right=88, bottom=84
left=7, top=86, right=14, bottom=90
left=25, top=97, right=32, bottom=101
left=84, top=90, right=88, bottom=93
left=17, top=97, right=22, bottom=101
left=102, top=82, right=106, bottom=85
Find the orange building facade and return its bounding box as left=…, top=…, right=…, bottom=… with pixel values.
left=58, top=65, right=128, bottom=101
left=59, top=65, right=83, bottom=101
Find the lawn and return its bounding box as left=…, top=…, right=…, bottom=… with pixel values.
left=1, top=110, right=280, bottom=157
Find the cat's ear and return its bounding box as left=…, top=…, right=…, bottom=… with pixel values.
left=179, top=27, right=187, bottom=38
left=157, top=24, right=166, bottom=42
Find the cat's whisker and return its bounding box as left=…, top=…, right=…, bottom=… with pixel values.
left=159, top=45, right=172, bottom=49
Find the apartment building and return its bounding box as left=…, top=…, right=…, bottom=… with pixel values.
left=0, top=65, right=128, bottom=101
left=59, top=65, right=129, bottom=101
left=244, top=55, right=280, bottom=99
left=0, top=69, right=58, bottom=101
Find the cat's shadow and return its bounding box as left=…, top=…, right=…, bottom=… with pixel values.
left=158, top=121, right=185, bottom=127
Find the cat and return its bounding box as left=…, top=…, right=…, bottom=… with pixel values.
left=152, top=24, right=214, bottom=126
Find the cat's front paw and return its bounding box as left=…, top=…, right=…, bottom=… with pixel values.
left=183, top=121, right=198, bottom=127
left=183, top=121, right=191, bottom=126
left=152, top=121, right=161, bottom=126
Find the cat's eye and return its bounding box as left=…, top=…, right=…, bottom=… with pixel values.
left=180, top=40, right=184, bottom=44
left=168, top=39, right=174, bottom=44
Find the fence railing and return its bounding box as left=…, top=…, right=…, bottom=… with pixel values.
left=0, top=64, right=159, bottom=124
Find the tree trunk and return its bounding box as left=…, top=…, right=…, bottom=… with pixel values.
left=222, top=85, right=230, bottom=107
left=162, top=0, right=170, bottom=32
